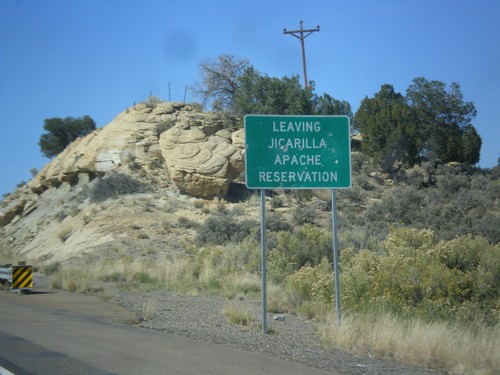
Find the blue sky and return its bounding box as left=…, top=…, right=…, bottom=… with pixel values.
left=1, top=0, right=499, bottom=197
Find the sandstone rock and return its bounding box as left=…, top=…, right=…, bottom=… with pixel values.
left=159, top=112, right=244, bottom=198
left=26, top=101, right=244, bottom=199
left=0, top=198, right=26, bottom=226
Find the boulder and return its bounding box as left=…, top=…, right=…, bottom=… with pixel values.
left=0, top=198, right=26, bottom=227
left=159, top=111, right=244, bottom=198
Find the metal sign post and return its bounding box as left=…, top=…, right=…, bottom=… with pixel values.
left=331, top=189, right=341, bottom=326
left=260, top=189, right=267, bottom=334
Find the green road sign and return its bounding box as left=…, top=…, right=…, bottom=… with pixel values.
left=244, top=115, right=351, bottom=189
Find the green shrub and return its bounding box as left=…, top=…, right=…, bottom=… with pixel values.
left=271, top=195, right=286, bottom=209
left=292, top=205, right=316, bottom=225
left=58, top=228, right=73, bottom=242
left=142, top=95, right=161, bottom=108
left=193, top=200, right=205, bottom=209
left=44, top=262, right=61, bottom=275
left=196, top=215, right=239, bottom=245
left=133, top=271, right=158, bottom=284
left=338, top=227, right=500, bottom=324
left=100, top=272, right=127, bottom=282
left=128, top=161, right=142, bottom=171
left=156, top=118, right=175, bottom=135
left=267, top=224, right=332, bottom=283
left=55, top=210, right=68, bottom=223
left=224, top=304, right=255, bottom=326
left=231, top=205, right=245, bottom=216
left=196, top=213, right=258, bottom=245
left=339, top=185, right=365, bottom=202
left=287, top=257, right=333, bottom=306
left=266, top=212, right=292, bottom=232
left=363, top=164, right=499, bottom=243
left=89, top=173, right=147, bottom=202
left=177, top=216, right=199, bottom=229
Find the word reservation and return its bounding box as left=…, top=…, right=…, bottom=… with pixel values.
left=259, top=170, right=338, bottom=183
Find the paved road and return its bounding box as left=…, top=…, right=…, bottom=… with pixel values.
left=0, top=291, right=337, bottom=375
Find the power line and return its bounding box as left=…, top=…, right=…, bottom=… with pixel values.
left=283, top=21, right=320, bottom=89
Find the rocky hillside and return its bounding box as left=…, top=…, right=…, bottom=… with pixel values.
left=0, top=101, right=247, bottom=263
left=28, top=100, right=244, bottom=198
left=1, top=100, right=498, bottom=266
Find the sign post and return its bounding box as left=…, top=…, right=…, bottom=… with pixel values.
left=245, top=115, right=351, bottom=330
left=260, top=189, right=267, bottom=334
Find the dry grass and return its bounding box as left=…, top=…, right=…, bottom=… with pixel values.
left=141, top=298, right=157, bottom=320
left=318, top=312, right=500, bottom=375
left=266, top=283, right=290, bottom=314
left=57, top=227, right=73, bottom=242
left=223, top=303, right=255, bottom=326
left=220, top=273, right=261, bottom=299
left=46, top=252, right=499, bottom=375
left=0, top=245, right=15, bottom=263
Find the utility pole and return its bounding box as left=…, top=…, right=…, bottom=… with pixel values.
left=283, top=21, right=320, bottom=89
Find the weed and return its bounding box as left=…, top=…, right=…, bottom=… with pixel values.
left=0, top=245, right=14, bottom=263
left=82, top=214, right=92, bottom=225
left=89, top=173, right=147, bottom=202
left=156, top=118, right=175, bottom=135
left=159, top=197, right=180, bottom=213
left=177, top=216, right=198, bottom=229
left=143, top=95, right=161, bottom=108
left=133, top=271, right=157, bottom=284
left=318, top=312, right=500, bottom=375
left=49, top=273, right=63, bottom=289
left=258, top=323, right=278, bottom=335
left=44, top=262, right=61, bottom=275
left=55, top=210, right=68, bottom=223
left=142, top=298, right=157, bottom=321
left=266, top=212, right=292, bottom=232
left=193, top=200, right=205, bottom=209
left=292, top=205, right=316, bottom=225
left=196, top=214, right=257, bottom=245
left=58, top=228, right=73, bottom=242
left=100, top=272, right=127, bottom=282
left=224, top=303, right=255, bottom=326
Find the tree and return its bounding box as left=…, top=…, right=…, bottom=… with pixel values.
left=233, top=68, right=314, bottom=116
left=355, top=78, right=482, bottom=168
left=461, top=125, right=482, bottom=165
left=354, top=84, right=419, bottom=167
left=39, top=115, right=96, bottom=158
left=312, top=93, right=353, bottom=118
left=406, top=77, right=479, bottom=164
left=194, top=54, right=353, bottom=120
left=194, top=54, right=250, bottom=111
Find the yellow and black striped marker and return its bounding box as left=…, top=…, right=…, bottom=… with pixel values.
left=12, top=265, right=33, bottom=290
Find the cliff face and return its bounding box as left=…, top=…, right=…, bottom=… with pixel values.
left=0, top=101, right=246, bottom=263
left=28, top=101, right=244, bottom=198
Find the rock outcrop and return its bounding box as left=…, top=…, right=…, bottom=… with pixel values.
left=159, top=111, right=244, bottom=198
left=0, top=100, right=247, bottom=261
left=27, top=101, right=244, bottom=199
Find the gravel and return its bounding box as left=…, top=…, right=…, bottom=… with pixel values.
left=112, top=290, right=445, bottom=375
